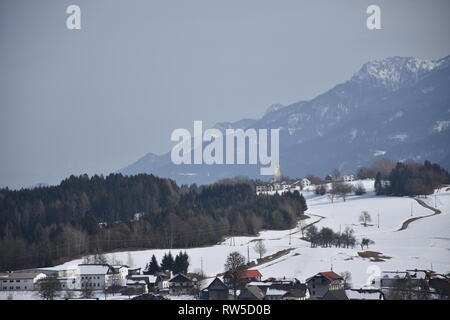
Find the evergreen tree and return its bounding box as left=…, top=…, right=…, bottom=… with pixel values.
left=145, top=254, right=160, bottom=275
left=161, top=251, right=174, bottom=272
left=374, top=172, right=383, bottom=195
left=172, top=251, right=189, bottom=274
left=181, top=251, right=189, bottom=274
left=173, top=252, right=183, bottom=274
left=299, top=193, right=308, bottom=212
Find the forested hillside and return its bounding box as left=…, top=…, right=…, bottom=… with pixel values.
left=0, top=174, right=307, bottom=271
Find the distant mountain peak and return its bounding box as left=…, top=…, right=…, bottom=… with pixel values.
left=264, top=103, right=285, bottom=117
left=141, top=152, right=159, bottom=162
left=351, top=56, right=440, bottom=91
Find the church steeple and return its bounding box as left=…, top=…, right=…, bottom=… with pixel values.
left=273, top=162, right=281, bottom=182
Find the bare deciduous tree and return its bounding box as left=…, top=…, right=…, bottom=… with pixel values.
left=360, top=237, right=375, bottom=250
left=224, top=251, right=246, bottom=299
left=359, top=211, right=372, bottom=227
left=331, top=168, right=341, bottom=181
left=298, top=219, right=307, bottom=237
left=37, top=277, right=61, bottom=300
left=340, top=271, right=352, bottom=289
left=253, top=240, right=267, bottom=259
left=81, top=280, right=94, bottom=299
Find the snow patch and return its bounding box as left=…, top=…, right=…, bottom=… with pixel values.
left=385, top=111, right=403, bottom=124
left=389, top=134, right=408, bottom=142
left=432, top=120, right=450, bottom=133
left=349, top=129, right=358, bottom=142
left=373, top=150, right=386, bottom=157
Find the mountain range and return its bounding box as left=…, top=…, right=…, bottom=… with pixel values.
left=120, top=55, right=450, bottom=185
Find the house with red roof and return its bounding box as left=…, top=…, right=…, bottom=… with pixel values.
left=223, top=269, right=262, bottom=287
left=305, top=271, right=347, bottom=299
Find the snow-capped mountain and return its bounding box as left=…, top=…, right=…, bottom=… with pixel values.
left=120, top=55, right=450, bottom=184
left=350, top=56, right=442, bottom=91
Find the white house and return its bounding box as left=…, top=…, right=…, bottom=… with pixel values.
left=273, top=183, right=282, bottom=191
left=256, top=185, right=273, bottom=193
left=126, top=279, right=148, bottom=294
left=58, top=277, right=78, bottom=290
left=343, top=175, right=354, bottom=182
left=301, top=178, right=311, bottom=188
left=78, top=264, right=114, bottom=290
left=155, top=272, right=172, bottom=292
left=1, top=272, right=47, bottom=291
left=110, top=265, right=129, bottom=286
left=281, top=182, right=291, bottom=191
left=168, top=274, right=196, bottom=295
left=256, top=185, right=265, bottom=193
left=133, top=212, right=144, bottom=222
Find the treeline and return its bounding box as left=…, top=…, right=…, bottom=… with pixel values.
left=143, top=252, right=189, bottom=275
left=356, top=159, right=450, bottom=196
left=0, top=174, right=307, bottom=271
left=305, top=225, right=357, bottom=248
left=314, top=181, right=366, bottom=201
left=374, top=160, right=450, bottom=196
left=304, top=225, right=374, bottom=250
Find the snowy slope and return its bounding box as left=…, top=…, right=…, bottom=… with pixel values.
left=51, top=181, right=450, bottom=288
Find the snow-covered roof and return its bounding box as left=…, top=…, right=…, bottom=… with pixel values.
left=3, top=272, right=46, bottom=280
left=129, top=275, right=157, bottom=283
left=78, top=264, right=110, bottom=275
left=345, top=289, right=382, bottom=300
left=265, top=277, right=298, bottom=283
left=127, top=279, right=146, bottom=285
left=381, top=271, right=408, bottom=279
left=265, top=288, right=287, bottom=296
left=247, top=281, right=272, bottom=287
left=406, top=270, right=428, bottom=280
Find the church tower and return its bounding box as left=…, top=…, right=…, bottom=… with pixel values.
left=273, top=162, right=281, bottom=182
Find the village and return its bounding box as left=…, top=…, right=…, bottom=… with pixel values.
left=1, top=261, right=449, bottom=300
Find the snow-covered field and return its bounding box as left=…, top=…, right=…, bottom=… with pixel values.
left=49, top=180, right=450, bottom=289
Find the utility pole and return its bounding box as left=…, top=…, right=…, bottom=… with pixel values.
left=411, top=202, right=413, bottom=217
left=200, top=257, right=204, bottom=275
left=435, top=194, right=437, bottom=208
left=230, top=227, right=233, bottom=246
left=247, top=246, right=250, bottom=264
left=289, top=230, right=292, bottom=246
left=377, top=212, right=380, bottom=229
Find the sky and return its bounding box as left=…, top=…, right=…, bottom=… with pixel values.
left=1, top=0, right=450, bottom=189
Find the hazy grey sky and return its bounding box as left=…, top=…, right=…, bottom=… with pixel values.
left=1, top=0, right=450, bottom=188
